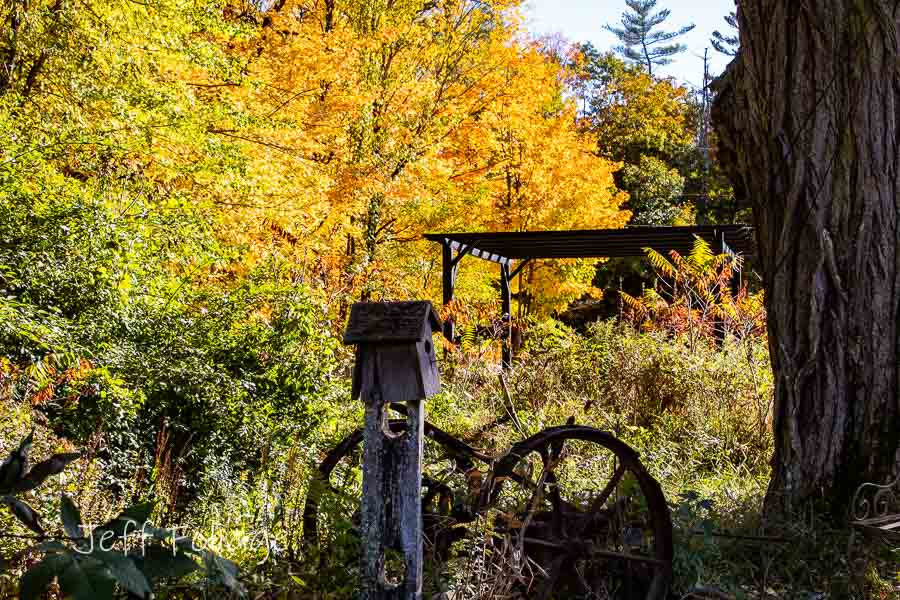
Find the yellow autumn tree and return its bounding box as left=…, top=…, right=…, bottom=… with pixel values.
left=161, top=1, right=629, bottom=315
left=190, top=1, right=521, bottom=302
left=435, top=40, right=629, bottom=314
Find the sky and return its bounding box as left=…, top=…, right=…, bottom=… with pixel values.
left=524, top=0, right=737, bottom=88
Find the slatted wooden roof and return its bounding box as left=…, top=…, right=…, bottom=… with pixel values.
left=424, top=225, right=754, bottom=266
left=343, top=301, right=441, bottom=344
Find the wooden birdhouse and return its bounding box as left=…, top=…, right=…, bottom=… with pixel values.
left=344, top=301, right=442, bottom=405
left=342, top=301, right=443, bottom=599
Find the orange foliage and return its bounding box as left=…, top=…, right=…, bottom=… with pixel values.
left=621, top=239, right=766, bottom=347
left=181, top=0, right=630, bottom=312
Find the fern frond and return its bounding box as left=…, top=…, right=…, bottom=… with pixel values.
left=698, top=284, right=717, bottom=305
left=712, top=253, right=731, bottom=269
left=460, top=325, right=476, bottom=351
left=642, top=288, right=672, bottom=314
left=641, top=287, right=661, bottom=304
left=669, top=250, right=687, bottom=274
left=714, top=301, right=737, bottom=320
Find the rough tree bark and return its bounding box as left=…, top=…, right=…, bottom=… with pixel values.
left=713, top=2, right=900, bottom=515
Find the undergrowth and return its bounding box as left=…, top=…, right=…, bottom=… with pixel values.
left=2, top=321, right=897, bottom=598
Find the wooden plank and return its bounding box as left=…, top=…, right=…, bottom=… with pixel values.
left=374, top=344, right=425, bottom=404
left=415, top=339, right=440, bottom=398
left=395, top=399, right=424, bottom=598
left=360, top=398, right=424, bottom=600
left=360, top=398, right=389, bottom=598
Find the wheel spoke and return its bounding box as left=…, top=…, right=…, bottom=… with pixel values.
left=545, top=470, right=566, bottom=537
left=522, top=537, right=665, bottom=567
left=585, top=545, right=668, bottom=567
left=591, top=462, right=628, bottom=512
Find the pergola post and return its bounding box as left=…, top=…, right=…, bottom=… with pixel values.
left=441, top=240, right=477, bottom=344
left=500, top=263, right=512, bottom=369
left=499, top=258, right=532, bottom=369
left=441, top=241, right=456, bottom=342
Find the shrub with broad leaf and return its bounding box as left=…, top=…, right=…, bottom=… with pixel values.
left=0, top=432, right=245, bottom=599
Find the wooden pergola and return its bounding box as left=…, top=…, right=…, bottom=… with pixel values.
left=424, top=225, right=755, bottom=366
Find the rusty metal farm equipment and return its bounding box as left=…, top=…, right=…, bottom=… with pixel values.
left=302, top=301, right=674, bottom=599
left=303, top=406, right=674, bottom=599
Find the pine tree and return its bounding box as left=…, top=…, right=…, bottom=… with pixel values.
left=711, top=11, right=739, bottom=56
left=604, top=0, right=695, bottom=76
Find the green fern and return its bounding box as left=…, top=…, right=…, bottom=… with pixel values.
left=641, top=287, right=663, bottom=305
left=459, top=324, right=477, bottom=351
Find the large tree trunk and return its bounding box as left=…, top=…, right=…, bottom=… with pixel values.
left=713, top=2, right=900, bottom=515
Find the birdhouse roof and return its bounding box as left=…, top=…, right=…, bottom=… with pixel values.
left=343, top=301, right=442, bottom=344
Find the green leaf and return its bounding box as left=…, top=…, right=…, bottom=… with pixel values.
left=0, top=430, right=33, bottom=491
left=131, top=544, right=199, bottom=582
left=690, top=235, right=714, bottom=267
left=92, top=550, right=151, bottom=598
left=92, top=501, right=155, bottom=540
left=204, top=552, right=244, bottom=594
left=2, top=496, right=44, bottom=535
left=271, top=501, right=284, bottom=528
left=57, top=557, right=116, bottom=600
left=117, top=501, right=155, bottom=524
left=15, top=453, right=81, bottom=492
left=60, top=494, right=83, bottom=539
left=20, top=552, right=72, bottom=600
left=32, top=541, right=67, bottom=553
left=139, top=525, right=204, bottom=557
left=644, top=247, right=676, bottom=278
left=16, top=430, right=34, bottom=460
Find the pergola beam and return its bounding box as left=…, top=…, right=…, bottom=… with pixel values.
left=448, top=240, right=513, bottom=267
left=428, top=225, right=755, bottom=366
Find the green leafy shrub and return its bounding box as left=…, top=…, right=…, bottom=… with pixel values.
left=0, top=432, right=245, bottom=599
left=0, top=179, right=345, bottom=514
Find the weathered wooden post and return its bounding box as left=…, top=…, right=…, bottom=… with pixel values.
left=343, top=301, right=442, bottom=600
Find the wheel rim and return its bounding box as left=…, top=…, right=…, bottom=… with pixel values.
left=489, top=426, right=673, bottom=600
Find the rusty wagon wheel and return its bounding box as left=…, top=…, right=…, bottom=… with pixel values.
left=487, top=425, right=673, bottom=600
left=302, top=415, right=490, bottom=565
